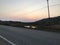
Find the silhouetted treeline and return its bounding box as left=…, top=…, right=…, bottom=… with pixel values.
left=34, top=16, right=60, bottom=25
left=0, top=21, right=22, bottom=27
left=0, top=16, right=60, bottom=33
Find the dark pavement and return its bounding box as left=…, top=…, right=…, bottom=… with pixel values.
left=0, top=37, right=10, bottom=45
left=0, top=25, right=60, bottom=45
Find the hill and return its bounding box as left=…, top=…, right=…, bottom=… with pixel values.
left=0, top=16, right=60, bottom=32
left=33, top=16, right=60, bottom=32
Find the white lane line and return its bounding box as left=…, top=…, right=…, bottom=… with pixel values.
left=0, top=35, right=16, bottom=45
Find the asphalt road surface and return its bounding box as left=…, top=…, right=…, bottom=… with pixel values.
left=0, top=25, right=60, bottom=45
left=0, top=37, right=10, bottom=45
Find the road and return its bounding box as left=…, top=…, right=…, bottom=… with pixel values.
left=0, top=25, right=60, bottom=45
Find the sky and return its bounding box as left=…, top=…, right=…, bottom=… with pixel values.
left=0, top=0, right=60, bottom=22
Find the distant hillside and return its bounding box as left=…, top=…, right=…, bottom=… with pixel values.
left=20, top=16, right=60, bottom=32
left=0, top=21, right=24, bottom=27
left=33, top=16, right=60, bottom=32
left=34, top=16, right=60, bottom=26
left=0, top=16, right=60, bottom=32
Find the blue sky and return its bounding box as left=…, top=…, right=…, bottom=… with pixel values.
left=0, top=0, right=60, bottom=22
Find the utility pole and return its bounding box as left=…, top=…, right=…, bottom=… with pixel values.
left=47, top=0, right=50, bottom=19
left=47, top=0, right=51, bottom=25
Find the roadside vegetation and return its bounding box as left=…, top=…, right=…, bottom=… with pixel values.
left=0, top=16, right=60, bottom=33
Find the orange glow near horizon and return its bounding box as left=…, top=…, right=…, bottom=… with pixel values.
left=0, top=0, right=60, bottom=22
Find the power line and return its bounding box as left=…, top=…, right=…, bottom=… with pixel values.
left=24, top=4, right=60, bottom=15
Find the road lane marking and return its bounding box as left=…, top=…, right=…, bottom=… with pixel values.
left=0, top=35, right=16, bottom=45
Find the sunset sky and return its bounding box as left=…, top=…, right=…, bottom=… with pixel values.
left=0, top=0, right=60, bottom=22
